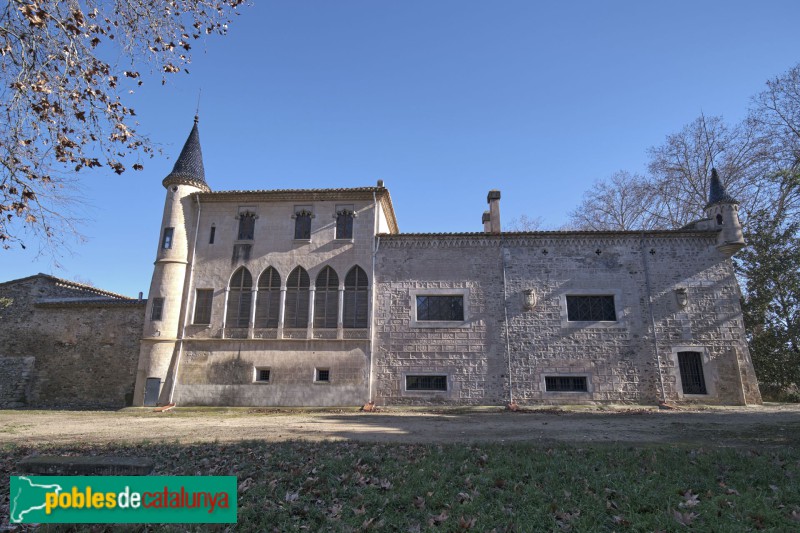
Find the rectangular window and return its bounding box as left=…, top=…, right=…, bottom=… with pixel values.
left=161, top=228, right=174, bottom=249
left=193, top=289, right=213, bottom=325
left=678, top=351, right=707, bottom=394
left=416, top=295, right=464, bottom=321
left=255, top=368, right=271, bottom=383
left=545, top=376, right=588, bottom=392
left=209, top=226, right=216, bottom=244
left=315, top=368, right=330, bottom=382
left=294, top=206, right=313, bottom=240
left=150, top=297, right=164, bottom=321
left=406, top=375, right=447, bottom=391
left=237, top=212, right=256, bottom=240
left=566, top=295, right=616, bottom=321
left=335, top=205, right=354, bottom=239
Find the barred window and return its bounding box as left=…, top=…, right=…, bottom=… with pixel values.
left=255, top=267, right=281, bottom=328
left=150, top=297, right=164, bottom=321
left=294, top=208, right=313, bottom=240
left=237, top=212, right=256, bottom=240
left=545, top=376, right=588, bottom=392
left=336, top=206, right=354, bottom=239
left=416, top=295, right=464, bottom=321
left=226, top=267, right=252, bottom=328
left=566, top=295, right=616, bottom=321
left=343, top=266, right=368, bottom=328
left=285, top=266, right=310, bottom=328
left=255, top=368, right=271, bottom=383
left=314, top=267, right=339, bottom=329
left=406, top=375, right=447, bottom=391
left=316, top=368, right=330, bottom=382
left=678, top=351, right=707, bottom=394
left=193, top=289, right=213, bottom=325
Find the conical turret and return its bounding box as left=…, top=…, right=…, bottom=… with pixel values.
left=163, top=116, right=210, bottom=192
left=704, top=168, right=745, bottom=255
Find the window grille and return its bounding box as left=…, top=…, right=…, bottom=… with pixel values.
left=161, top=228, right=174, bottom=249
left=343, top=266, right=369, bottom=328
left=226, top=267, right=252, bottom=328
left=294, top=209, right=312, bottom=240
left=255, top=267, right=281, bottom=328
left=336, top=208, right=354, bottom=239
left=150, top=297, right=164, bottom=321
left=545, top=376, right=588, bottom=392
left=256, top=369, right=270, bottom=382
left=314, top=267, right=339, bottom=329
left=678, top=351, right=707, bottom=394
left=237, top=212, right=256, bottom=240
left=566, top=295, right=616, bottom=321
left=193, top=289, right=213, bottom=325
left=316, top=369, right=330, bottom=382
left=416, top=295, right=464, bottom=321
left=406, top=375, right=447, bottom=391
left=284, top=267, right=310, bottom=328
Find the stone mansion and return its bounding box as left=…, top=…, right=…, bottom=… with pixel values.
left=0, top=118, right=762, bottom=408
left=126, top=117, right=762, bottom=407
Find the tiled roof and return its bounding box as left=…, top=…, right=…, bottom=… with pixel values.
left=202, top=186, right=385, bottom=195
left=380, top=228, right=716, bottom=238
left=706, top=168, right=738, bottom=207
left=35, top=298, right=145, bottom=308
left=163, top=116, right=209, bottom=191
left=0, top=273, right=133, bottom=299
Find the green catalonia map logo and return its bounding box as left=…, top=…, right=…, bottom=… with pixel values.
left=9, top=476, right=237, bottom=524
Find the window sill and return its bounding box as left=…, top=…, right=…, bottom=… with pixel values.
left=293, top=239, right=312, bottom=244
left=334, top=238, right=354, bottom=243
left=253, top=381, right=271, bottom=385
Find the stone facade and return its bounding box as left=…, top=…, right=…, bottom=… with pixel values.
left=0, top=275, right=145, bottom=408
left=124, top=121, right=761, bottom=408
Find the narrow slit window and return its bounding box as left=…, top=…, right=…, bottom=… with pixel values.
left=161, top=228, right=174, bottom=249
left=209, top=226, right=216, bottom=244
left=150, top=297, right=164, bottom=321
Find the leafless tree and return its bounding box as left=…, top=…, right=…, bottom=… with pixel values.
left=0, top=0, right=245, bottom=253
left=569, top=171, right=656, bottom=230
left=504, top=214, right=545, bottom=232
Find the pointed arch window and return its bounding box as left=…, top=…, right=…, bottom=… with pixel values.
left=343, top=266, right=369, bottom=328
left=314, top=267, right=339, bottom=329
left=284, top=266, right=310, bottom=328
left=255, top=267, right=281, bottom=328
left=226, top=267, right=253, bottom=328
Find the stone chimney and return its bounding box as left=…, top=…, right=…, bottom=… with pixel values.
left=487, top=190, right=501, bottom=234
left=482, top=211, right=491, bottom=232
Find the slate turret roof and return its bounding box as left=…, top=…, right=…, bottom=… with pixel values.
left=706, top=168, right=738, bottom=207
left=162, top=116, right=210, bottom=192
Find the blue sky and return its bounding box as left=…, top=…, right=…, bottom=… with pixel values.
left=5, top=0, right=800, bottom=297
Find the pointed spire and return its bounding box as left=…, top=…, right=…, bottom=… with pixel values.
left=706, top=168, right=737, bottom=207
left=162, top=116, right=210, bottom=192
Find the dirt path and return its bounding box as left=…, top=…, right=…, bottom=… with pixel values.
left=2, top=404, right=799, bottom=447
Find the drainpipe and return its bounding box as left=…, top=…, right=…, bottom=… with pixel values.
left=168, top=194, right=202, bottom=404
left=640, top=232, right=666, bottom=404
left=368, top=191, right=379, bottom=402
left=501, top=243, right=514, bottom=405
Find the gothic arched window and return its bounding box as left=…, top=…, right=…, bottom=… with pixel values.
left=255, top=267, right=281, bottom=328
left=226, top=267, right=253, bottom=328
left=314, top=266, right=339, bottom=329
left=284, top=266, right=310, bottom=328
left=343, top=266, right=369, bottom=328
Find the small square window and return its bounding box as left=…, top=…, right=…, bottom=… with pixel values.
left=315, top=368, right=330, bottom=382
left=151, top=297, right=164, bottom=321
left=255, top=368, right=271, bottom=383
left=545, top=376, right=588, bottom=392
left=161, top=228, right=174, bottom=249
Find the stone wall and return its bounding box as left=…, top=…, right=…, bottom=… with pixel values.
left=374, top=232, right=761, bottom=406
left=0, top=275, right=145, bottom=408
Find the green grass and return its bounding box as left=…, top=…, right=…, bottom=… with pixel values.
left=2, top=441, right=799, bottom=531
